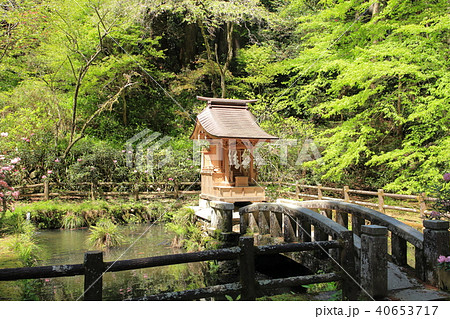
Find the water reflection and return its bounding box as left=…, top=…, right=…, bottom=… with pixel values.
left=0, top=224, right=207, bottom=301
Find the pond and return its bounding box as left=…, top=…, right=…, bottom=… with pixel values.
left=0, top=224, right=207, bottom=301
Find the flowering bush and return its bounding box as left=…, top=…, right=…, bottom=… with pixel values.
left=0, top=154, right=21, bottom=213
left=437, top=255, right=450, bottom=271
left=426, top=173, right=450, bottom=220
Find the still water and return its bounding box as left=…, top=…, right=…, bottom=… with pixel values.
left=0, top=224, right=207, bottom=301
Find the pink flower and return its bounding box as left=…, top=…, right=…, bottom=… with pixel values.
left=156, top=187, right=161, bottom=192
left=168, top=178, right=174, bottom=181
left=12, top=191, right=19, bottom=199
left=113, top=160, right=117, bottom=163
left=438, top=255, right=447, bottom=263
left=0, top=132, right=8, bottom=137
left=10, top=157, right=20, bottom=164
left=47, top=170, right=53, bottom=174
left=430, top=211, right=441, bottom=218
left=443, top=173, right=450, bottom=182
left=54, top=158, right=60, bottom=163
left=77, top=158, right=82, bottom=162
left=128, top=151, right=133, bottom=154
left=445, top=256, right=450, bottom=263
left=121, top=150, right=126, bottom=153
left=41, top=175, right=47, bottom=179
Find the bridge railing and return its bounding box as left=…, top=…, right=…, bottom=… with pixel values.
left=277, top=199, right=450, bottom=286
left=239, top=202, right=358, bottom=299
left=0, top=236, right=355, bottom=301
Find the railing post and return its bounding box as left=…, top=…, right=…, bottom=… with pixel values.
left=360, top=225, right=388, bottom=299
left=295, top=182, right=300, bottom=199
left=391, top=233, right=408, bottom=267
left=239, top=236, right=256, bottom=301
left=283, top=213, right=297, bottom=243
left=269, top=211, right=282, bottom=237
left=210, top=201, right=234, bottom=234
left=351, top=214, right=365, bottom=237
left=317, top=184, right=323, bottom=200
left=258, top=205, right=270, bottom=235
left=339, top=230, right=357, bottom=300
left=423, top=220, right=450, bottom=285
left=377, top=189, right=385, bottom=214
left=43, top=179, right=49, bottom=201
left=84, top=251, right=104, bottom=301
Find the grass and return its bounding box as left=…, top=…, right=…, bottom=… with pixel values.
left=13, top=199, right=173, bottom=229
left=88, top=218, right=125, bottom=248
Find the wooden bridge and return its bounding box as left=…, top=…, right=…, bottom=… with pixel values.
left=0, top=199, right=448, bottom=301
left=199, top=199, right=450, bottom=300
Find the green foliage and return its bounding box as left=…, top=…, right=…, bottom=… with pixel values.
left=1, top=0, right=449, bottom=194
left=88, top=218, right=125, bottom=248
left=165, top=207, right=206, bottom=251
left=6, top=218, right=40, bottom=267
left=61, top=212, right=85, bottom=229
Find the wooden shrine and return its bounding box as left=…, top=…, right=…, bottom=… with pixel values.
left=190, top=96, right=278, bottom=203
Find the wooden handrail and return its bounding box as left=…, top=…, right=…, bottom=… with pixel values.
left=0, top=237, right=352, bottom=301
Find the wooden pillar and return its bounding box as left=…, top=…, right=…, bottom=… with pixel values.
left=343, top=186, right=350, bottom=202
left=377, top=189, right=385, bottom=214
left=317, top=184, right=323, bottom=200
left=418, top=193, right=427, bottom=219
left=44, top=179, right=49, bottom=201
left=84, top=251, right=104, bottom=301
left=239, top=236, right=256, bottom=301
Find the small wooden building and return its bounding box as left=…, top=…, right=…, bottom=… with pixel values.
left=191, top=96, right=278, bottom=203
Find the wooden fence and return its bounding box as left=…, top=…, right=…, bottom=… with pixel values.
left=14, top=180, right=201, bottom=201
left=13, top=180, right=442, bottom=220
left=0, top=236, right=351, bottom=301
left=274, top=182, right=439, bottom=218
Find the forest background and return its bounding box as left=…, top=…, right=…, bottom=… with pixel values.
left=0, top=0, right=449, bottom=196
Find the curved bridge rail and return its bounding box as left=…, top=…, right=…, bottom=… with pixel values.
left=239, top=202, right=358, bottom=298
left=276, top=199, right=449, bottom=285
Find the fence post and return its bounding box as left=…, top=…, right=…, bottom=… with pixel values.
left=418, top=193, right=427, bottom=219
left=239, top=236, right=256, bottom=301
left=343, top=186, right=350, bottom=202
left=377, top=189, right=385, bottom=214
left=43, top=179, right=49, bottom=201
left=90, top=182, right=96, bottom=200
left=295, top=182, right=300, bottom=199
left=423, top=220, right=450, bottom=285
left=133, top=184, right=139, bottom=201
left=84, top=251, right=104, bottom=301
left=360, top=225, right=388, bottom=299
left=317, top=184, right=323, bottom=200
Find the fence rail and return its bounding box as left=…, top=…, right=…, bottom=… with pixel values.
left=14, top=180, right=201, bottom=201
left=0, top=237, right=350, bottom=301
left=272, top=182, right=438, bottom=218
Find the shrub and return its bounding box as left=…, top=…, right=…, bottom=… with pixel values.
left=88, top=218, right=124, bottom=248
